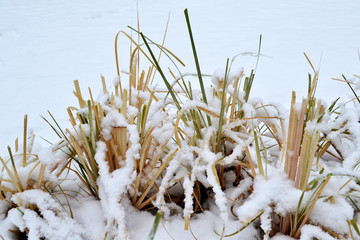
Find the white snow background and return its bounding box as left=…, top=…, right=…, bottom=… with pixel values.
left=0, top=1, right=360, bottom=239
left=0, top=0, right=359, bottom=156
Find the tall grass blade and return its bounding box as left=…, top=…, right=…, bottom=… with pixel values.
left=184, top=9, right=206, bottom=103
left=184, top=9, right=211, bottom=126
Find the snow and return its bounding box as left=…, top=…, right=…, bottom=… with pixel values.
left=100, top=109, right=127, bottom=140
left=299, top=225, right=337, bottom=240
left=4, top=190, right=85, bottom=240
left=236, top=169, right=300, bottom=223
left=1, top=0, right=360, bottom=239
left=73, top=198, right=106, bottom=239
left=94, top=125, right=141, bottom=239
left=1, top=0, right=359, bottom=155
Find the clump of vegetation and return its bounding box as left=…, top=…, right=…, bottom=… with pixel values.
left=1, top=9, right=360, bottom=240
left=0, top=116, right=84, bottom=239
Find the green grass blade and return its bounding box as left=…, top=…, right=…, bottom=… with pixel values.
left=41, top=115, right=63, bottom=139
left=148, top=211, right=162, bottom=240
left=7, top=146, right=16, bottom=170
left=140, top=33, right=181, bottom=110
left=328, top=97, right=340, bottom=113
left=87, top=100, right=96, bottom=156
left=184, top=8, right=212, bottom=126
left=350, top=219, right=360, bottom=236
left=253, top=130, right=264, bottom=176
left=255, top=34, right=262, bottom=73
left=43, top=111, right=71, bottom=143
left=343, top=74, right=360, bottom=104
left=243, top=70, right=255, bottom=102
left=348, top=196, right=360, bottom=212
left=128, top=26, right=190, bottom=100
left=184, top=8, right=207, bottom=105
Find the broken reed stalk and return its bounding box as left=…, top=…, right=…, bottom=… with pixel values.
left=281, top=92, right=308, bottom=234
left=74, top=80, right=86, bottom=108
left=280, top=63, right=325, bottom=234
left=299, top=97, right=323, bottom=183
left=285, top=91, right=306, bottom=182
left=284, top=92, right=324, bottom=188
left=63, top=32, right=166, bottom=202
left=108, top=127, right=127, bottom=172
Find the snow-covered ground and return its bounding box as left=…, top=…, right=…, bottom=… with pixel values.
left=1, top=0, right=359, bottom=155
left=1, top=1, right=360, bottom=239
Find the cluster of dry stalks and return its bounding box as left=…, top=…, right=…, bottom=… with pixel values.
left=1, top=9, right=360, bottom=240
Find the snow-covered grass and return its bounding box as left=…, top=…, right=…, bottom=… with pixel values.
left=1, top=8, right=360, bottom=240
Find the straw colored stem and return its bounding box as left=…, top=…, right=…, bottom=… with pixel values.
left=7, top=147, right=23, bottom=192
left=285, top=91, right=296, bottom=175
left=73, top=80, right=86, bottom=108
left=101, top=75, right=108, bottom=94
left=289, top=99, right=307, bottom=181
left=245, top=147, right=256, bottom=177
left=37, top=164, right=46, bottom=189
left=0, top=156, right=22, bottom=192
left=23, top=115, right=28, bottom=167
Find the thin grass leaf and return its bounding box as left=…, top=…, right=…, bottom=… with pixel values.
left=253, top=130, right=265, bottom=177
left=46, top=111, right=70, bottom=142
left=348, top=196, right=360, bottom=212
left=255, top=34, right=262, bottom=73
left=128, top=26, right=189, bottom=100
left=243, top=70, right=255, bottom=102
left=329, top=97, right=340, bottom=113
left=147, top=211, right=162, bottom=240
left=215, top=210, right=263, bottom=237
left=7, top=146, right=24, bottom=193
left=0, top=156, right=22, bottom=193
left=128, top=26, right=185, bottom=67
left=184, top=10, right=208, bottom=104
left=343, top=74, right=360, bottom=104
left=294, top=176, right=331, bottom=238
left=58, top=184, right=74, bottom=219
left=350, top=219, right=360, bottom=236
left=140, top=33, right=181, bottom=110
left=41, top=115, right=63, bottom=139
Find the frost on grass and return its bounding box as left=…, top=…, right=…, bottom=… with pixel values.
left=236, top=169, right=300, bottom=229
left=95, top=119, right=140, bottom=239
left=0, top=190, right=84, bottom=240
